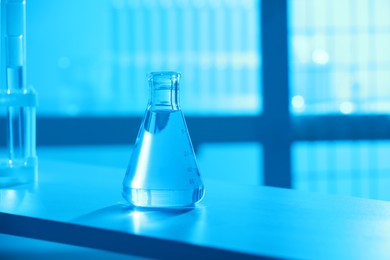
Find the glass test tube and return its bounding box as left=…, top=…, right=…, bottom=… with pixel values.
left=0, top=0, right=38, bottom=187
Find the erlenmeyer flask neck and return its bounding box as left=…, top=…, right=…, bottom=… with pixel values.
left=148, top=72, right=180, bottom=111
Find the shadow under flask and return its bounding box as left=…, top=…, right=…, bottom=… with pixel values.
left=122, top=72, right=205, bottom=208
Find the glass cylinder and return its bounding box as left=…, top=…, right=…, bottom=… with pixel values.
left=0, top=0, right=38, bottom=187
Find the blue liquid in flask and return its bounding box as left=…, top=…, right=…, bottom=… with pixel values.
left=122, top=72, right=204, bottom=208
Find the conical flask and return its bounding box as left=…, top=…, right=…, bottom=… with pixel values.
left=122, top=72, right=205, bottom=208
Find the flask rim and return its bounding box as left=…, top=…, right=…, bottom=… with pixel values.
left=147, top=71, right=181, bottom=81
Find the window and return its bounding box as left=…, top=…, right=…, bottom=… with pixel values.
left=3, top=0, right=388, bottom=197
left=20, top=0, right=264, bottom=185
left=27, top=0, right=261, bottom=115
left=289, top=0, right=390, bottom=199
left=293, top=141, right=390, bottom=200
left=289, top=0, right=390, bottom=114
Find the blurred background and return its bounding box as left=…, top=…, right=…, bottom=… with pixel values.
left=22, top=0, right=390, bottom=199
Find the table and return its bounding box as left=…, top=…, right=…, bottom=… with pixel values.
left=1, top=155, right=390, bottom=259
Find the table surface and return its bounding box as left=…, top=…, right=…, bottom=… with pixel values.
left=1, top=153, right=390, bottom=259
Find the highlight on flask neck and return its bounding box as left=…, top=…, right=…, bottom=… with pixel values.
left=147, top=71, right=181, bottom=110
